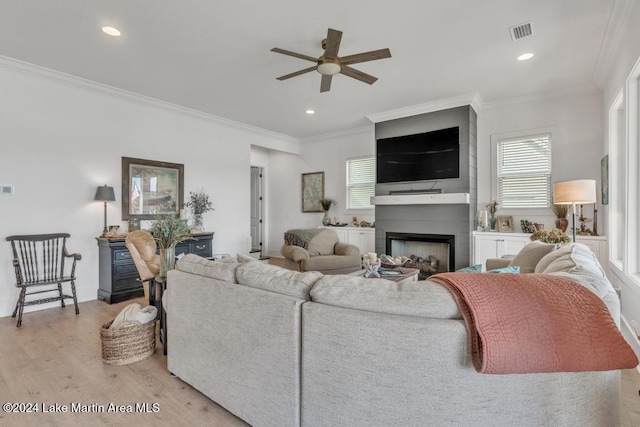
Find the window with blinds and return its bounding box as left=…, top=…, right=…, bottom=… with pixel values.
left=346, top=157, right=375, bottom=209
left=497, top=134, right=551, bottom=208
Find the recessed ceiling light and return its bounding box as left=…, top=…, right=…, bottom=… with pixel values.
left=517, top=53, right=534, bottom=61
left=102, top=26, right=121, bottom=37
left=305, top=109, right=315, bottom=115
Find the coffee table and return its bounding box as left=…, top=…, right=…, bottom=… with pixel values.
left=350, top=267, right=420, bottom=283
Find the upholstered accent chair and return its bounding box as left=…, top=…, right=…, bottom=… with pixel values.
left=125, top=230, right=160, bottom=304
left=280, top=228, right=361, bottom=274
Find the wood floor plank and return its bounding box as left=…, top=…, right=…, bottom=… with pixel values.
left=0, top=298, right=247, bottom=427
left=0, top=296, right=638, bottom=426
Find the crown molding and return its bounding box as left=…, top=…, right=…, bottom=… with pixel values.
left=482, top=82, right=600, bottom=110
left=0, top=55, right=299, bottom=145
left=365, top=92, right=484, bottom=124
left=593, top=0, right=637, bottom=86
left=300, top=124, right=374, bottom=144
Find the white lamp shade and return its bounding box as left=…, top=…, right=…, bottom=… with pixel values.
left=553, top=179, right=597, bottom=204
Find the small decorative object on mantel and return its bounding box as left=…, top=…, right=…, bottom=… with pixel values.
left=319, top=198, right=336, bottom=226
left=149, top=215, right=192, bottom=277
left=486, top=200, right=499, bottom=231
left=521, top=220, right=535, bottom=233
left=552, top=203, right=569, bottom=233
left=186, top=189, right=214, bottom=232
left=497, top=215, right=514, bottom=233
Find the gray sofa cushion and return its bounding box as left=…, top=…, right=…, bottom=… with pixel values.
left=176, top=254, right=240, bottom=283
left=236, top=261, right=323, bottom=300
left=310, top=275, right=461, bottom=319
left=508, top=240, right=557, bottom=273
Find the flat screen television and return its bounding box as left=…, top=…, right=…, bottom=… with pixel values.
left=376, top=126, right=459, bottom=183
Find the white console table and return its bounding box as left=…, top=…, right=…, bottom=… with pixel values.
left=472, top=231, right=607, bottom=271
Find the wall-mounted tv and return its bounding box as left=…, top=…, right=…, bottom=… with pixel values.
left=376, top=126, right=460, bottom=183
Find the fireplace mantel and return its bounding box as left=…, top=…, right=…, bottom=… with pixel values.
left=370, top=193, right=470, bottom=206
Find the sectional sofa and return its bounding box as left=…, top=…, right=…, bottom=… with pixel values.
left=166, top=243, right=627, bottom=427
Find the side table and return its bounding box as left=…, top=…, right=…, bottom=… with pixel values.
left=154, top=275, right=168, bottom=356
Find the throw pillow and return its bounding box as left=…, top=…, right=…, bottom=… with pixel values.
left=457, top=264, right=482, bottom=272
left=507, top=241, right=557, bottom=273
left=487, top=266, right=520, bottom=274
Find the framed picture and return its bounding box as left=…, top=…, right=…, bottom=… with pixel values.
left=301, top=172, right=324, bottom=212
left=121, top=157, right=184, bottom=220
left=497, top=215, right=514, bottom=233
left=601, top=155, right=609, bottom=205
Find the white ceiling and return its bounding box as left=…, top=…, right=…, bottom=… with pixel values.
left=0, top=0, right=615, bottom=139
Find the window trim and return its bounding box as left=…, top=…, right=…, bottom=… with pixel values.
left=490, top=128, right=555, bottom=213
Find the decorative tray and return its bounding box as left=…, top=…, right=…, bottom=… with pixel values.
left=330, top=223, right=348, bottom=227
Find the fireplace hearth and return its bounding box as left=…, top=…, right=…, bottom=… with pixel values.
left=385, top=232, right=455, bottom=279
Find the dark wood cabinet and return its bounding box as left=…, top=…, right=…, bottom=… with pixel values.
left=97, top=232, right=214, bottom=304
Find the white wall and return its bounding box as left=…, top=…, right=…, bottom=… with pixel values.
left=265, top=126, right=375, bottom=256
left=597, top=0, right=640, bottom=356
left=0, top=62, right=295, bottom=318
left=477, top=88, right=603, bottom=230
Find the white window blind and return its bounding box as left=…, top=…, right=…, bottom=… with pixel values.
left=347, top=157, right=375, bottom=209
left=497, top=135, right=551, bottom=208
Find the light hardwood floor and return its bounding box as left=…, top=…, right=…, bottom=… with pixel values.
left=0, top=297, right=638, bottom=426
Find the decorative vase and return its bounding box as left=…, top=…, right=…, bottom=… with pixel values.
left=192, top=214, right=205, bottom=232
left=322, top=210, right=331, bottom=226
left=489, top=216, right=497, bottom=231
left=159, top=246, right=176, bottom=278
left=555, top=217, right=569, bottom=233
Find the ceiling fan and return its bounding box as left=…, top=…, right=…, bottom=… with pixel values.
left=271, top=28, right=391, bottom=93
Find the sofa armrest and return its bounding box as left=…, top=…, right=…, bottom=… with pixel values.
left=335, top=242, right=360, bottom=257
left=281, top=244, right=310, bottom=261
left=485, top=258, right=511, bottom=271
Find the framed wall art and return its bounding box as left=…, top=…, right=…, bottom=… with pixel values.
left=601, top=154, right=609, bottom=205
left=301, top=172, right=325, bottom=212
left=122, top=157, right=184, bottom=220
left=497, top=215, right=515, bottom=233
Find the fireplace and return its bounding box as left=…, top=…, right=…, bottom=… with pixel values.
left=385, top=232, right=455, bottom=279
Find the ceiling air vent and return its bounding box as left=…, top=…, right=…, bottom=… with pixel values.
left=509, top=22, right=534, bottom=41
left=1, top=185, right=15, bottom=195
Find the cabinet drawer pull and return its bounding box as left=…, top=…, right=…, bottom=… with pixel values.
left=196, top=244, right=206, bottom=250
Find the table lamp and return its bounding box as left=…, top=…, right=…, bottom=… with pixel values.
left=552, top=179, right=596, bottom=242
left=94, top=185, right=116, bottom=236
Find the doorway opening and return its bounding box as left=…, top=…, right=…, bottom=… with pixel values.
left=250, top=166, right=264, bottom=256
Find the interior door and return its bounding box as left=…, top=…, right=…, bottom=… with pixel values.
left=250, top=166, right=263, bottom=254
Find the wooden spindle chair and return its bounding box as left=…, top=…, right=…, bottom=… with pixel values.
left=6, top=233, right=81, bottom=327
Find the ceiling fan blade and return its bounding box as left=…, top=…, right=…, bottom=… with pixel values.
left=271, top=47, right=318, bottom=63
left=276, top=66, right=317, bottom=81
left=323, top=28, right=343, bottom=59
left=320, top=75, right=332, bottom=92
left=340, top=65, right=378, bottom=85
left=340, top=48, right=391, bottom=66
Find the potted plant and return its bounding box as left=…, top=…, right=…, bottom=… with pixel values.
left=530, top=228, right=571, bottom=245
left=319, top=198, right=336, bottom=226
left=486, top=200, right=499, bottom=230
left=185, top=189, right=214, bottom=232
left=552, top=203, right=570, bottom=232
left=150, top=215, right=192, bottom=277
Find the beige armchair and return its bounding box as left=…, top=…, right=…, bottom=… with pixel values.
left=280, top=228, right=361, bottom=274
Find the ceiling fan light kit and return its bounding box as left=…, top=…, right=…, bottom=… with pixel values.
left=271, top=28, right=391, bottom=92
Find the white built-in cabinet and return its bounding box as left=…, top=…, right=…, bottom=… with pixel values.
left=472, top=231, right=608, bottom=270
left=322, top=226, right=375, bottom=254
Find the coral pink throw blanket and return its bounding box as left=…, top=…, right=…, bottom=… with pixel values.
left=430, top=272, right=638, bottom=374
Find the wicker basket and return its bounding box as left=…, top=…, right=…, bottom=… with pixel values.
left=100, top=320, right=156, bottom=366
